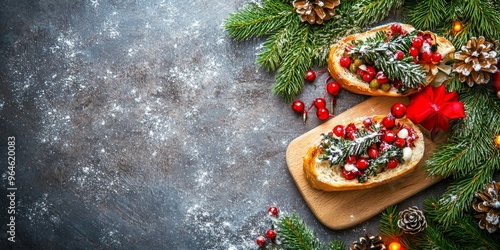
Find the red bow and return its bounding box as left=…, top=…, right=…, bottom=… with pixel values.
left=406, top=85, right=466, bottom=139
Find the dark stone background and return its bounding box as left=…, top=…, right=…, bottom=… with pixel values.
left=0, top=1, right=447, bottom=249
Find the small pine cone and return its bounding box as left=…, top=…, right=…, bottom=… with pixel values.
left=472, top=181, right=500, bottom=233
left=293, top=0, right=340, bottom=25
left=349, top=234, right=386, bottom=250
left=397, top=206, right=427, bottom=234
left=453, top=36, right=498, bottom=87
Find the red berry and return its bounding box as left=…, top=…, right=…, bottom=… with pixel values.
left=291, top=100, right=305, bottom=114
left=366, top=65, right=376, bottom=76
left=314, top=97, right=327, bottom=109
left=345, top=123, right=357, bottom=139
left=395, top=50, right=405, bottom=60
left=421, top=51, right=433, bottom=63
left=256, top=235, right=266, bottom=246
left=412, top=37, right=424, bottom=49
left=382, top=116, right=395, bottom=129
left=316, top=107, right=330, bottom=120
left=268, top=206, right=279, bottom=216
left=392, top=80, right=403, bottom=89
left=362, top=73, right=374, bottom=82
left=339, top=56, right=351, bottom=68
left=346, top=155, right=357, bottom=164
left=341, top=168, right=358, bottom=180
left=431, top=52, right=442, bottom=63
left=384, top=131, right=397, bottom=143
left=363, top=117, right=373, bottom=128
left=390, top=23, right=402, bottom=34
left=266, top=229, right=276, bottom=240
left=387, top=158, right=398, bottom=169
left=305, top=69, right=316, bottom=82
left=368, top=148, right=379, bottom=159
left=327, top=81, right=341, bottom=96
left=394, top=138, right=406, bottom=148
left=391, top=102, right=407, bottom=118
left=376, top=71, right=389, bottom=84
left=409, top=46, right=419, bottom=57
left=356, top=158, right=369, bottom=170
left=333, top=125, right=345, bottom=137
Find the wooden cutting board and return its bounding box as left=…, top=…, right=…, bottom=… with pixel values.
left=286, top=96, right=443, bottom=230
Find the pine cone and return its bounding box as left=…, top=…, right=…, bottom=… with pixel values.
left=472, top=181, right=500, bottom=233
left=293, top=0, right=340, bottom=25
left=397, top=206, right=427, bottom=234
left=349, top=234, right=386, bottom=250
left=454, top=36, right=498, bottom=87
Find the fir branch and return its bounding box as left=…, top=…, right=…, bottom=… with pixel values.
left=223, top=0, right=295, bottom=41
left=406, top=0, right=447, bottom=31
left=379, top=206, right=402, bottom=237
left=256, top=23, right=292, bottom=71
left=325, top=240, right=346, bottom=250
left=278, top=213, right=323, bottom=250
left=351, top=0, right=404, bottom=27
left=272, top=23, right=313, bottom=101
left=433, top=164, right=499, bottom=228
left=462, top=0, right=500, bottom=40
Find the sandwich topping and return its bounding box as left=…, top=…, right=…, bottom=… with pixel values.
left=338, top=23, right=443, bottom=94
left=318, top=115, right=419, bottom=183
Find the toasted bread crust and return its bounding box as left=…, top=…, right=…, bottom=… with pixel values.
left=327, top=23, right=455, bottom=97
left=303, top=116, right=425, bottom=191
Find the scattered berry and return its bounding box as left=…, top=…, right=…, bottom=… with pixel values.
left=291, top=100, right=305, bottom=114
left=339, top=56, right=351, bottom=68
left=421, top=51, right=433, bottom=63
left=305, top=69, right=316, bottom=82
left=376, top=71, right=389, bottom=84
left=313, top=98, right=327, bottom=109
left=256, top=235, right=266, bottom=246
left=268, top=206, right=279, bottom=216
left=368, top=148, right=379, bottom=159
left=326, top=81, right=340, bottom=96
left=316, top=107, right=330, bottom=120
left=391, top=102, right=407, bottom=118
left=346, top=155, right=357, bottom=164
left=341, top=168, right=358, bottom=180
left=266, top=229, right=276, bottom=240
left=362, top=73, right=375, bottom=82
left=394, top=138, right=406, bottom=148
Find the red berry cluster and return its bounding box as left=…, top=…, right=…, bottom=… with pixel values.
left=292, top=69, right=341, bottom=123
left=328, top=102, right=418, bottom=181
left=338, top=23, right=443, bottom=93
left=255, top=206, right=280, bottom=248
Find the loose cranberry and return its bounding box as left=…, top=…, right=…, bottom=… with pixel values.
left=305, top=69, right=316, bottom=82
left=432, top=52, right=442, bottom=63
left=268, top=206, right=279, bottom=216
left=327, top=81, right=341, bottom=96
left=395, top=50, right=405, bottom=60
left=421, top=51, right=433, bottom=63
left=409, top=46, right=419, bottom=57
left=341, top=168, right=358, bottom=180
left=365, top=65, right=376, bottom=76
left=256, top=235, right=266, bottom=246
left=376, top=71, right=389, bottom=84
left=362, top=73, right=374, bottom=82
left=314, top=97, right=327, bottom=109
left=412, top=37, right=424, bottom=49
left=266, top=229, right=276, bottom=240
left=363, top=117, right=373, bottom=128
left=390, top=23, right=402, bottom=34
left=391, top=102, right=407, bottom=118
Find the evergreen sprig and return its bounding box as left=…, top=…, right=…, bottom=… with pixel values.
left=277, top=213, right=341, bottom=250
left=351, top=0, right=404, bottom=27
left=406, top=0, right=447, bottom=31
left=349, top=31, right=428, bottom=89
left=418, top=197, right=500, bottom=250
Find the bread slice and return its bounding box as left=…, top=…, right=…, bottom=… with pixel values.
left=327, top=23, right=455, bottom=96
left=303, top=115, right=425, bottom=191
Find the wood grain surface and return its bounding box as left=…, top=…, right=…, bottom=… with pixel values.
left=286, top=96, right=443, bottom=230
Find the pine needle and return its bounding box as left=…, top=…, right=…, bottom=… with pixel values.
left=278, top=213, right=323, bottom=250
left=406, top=0, right=447, bottom=31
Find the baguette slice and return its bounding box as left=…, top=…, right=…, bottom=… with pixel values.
left=303, top=115, right=425, bottom=191
left=327, top=23, right=455, bottom=96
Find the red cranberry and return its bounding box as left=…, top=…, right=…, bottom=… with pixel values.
left=412, top=37, right=424, bottom=49
left=432, top=52, right=442, bottom=63
left=339, top=56, right=351, bottom=68
left=265, top=229, right=276, bottom=240
left=382, top=116, right=395, bottom=129
left=256, top=235, right=266, bottom=246
left=394, top=138, right=406, bottom=148
left=409, top=46, right=419, bottom=57
left=390, top=23, right=402, bottom=34
left=391, top=102, right=407, bottom=118
left=383, top=130, right=397, bottom=143
left=356, top=158, right=369, bottom=170
left=327, top=81, right=341, bottom=96
left=387, top=158, right=398, bottom=169
left=341, top=168, right=358, bottom=180
left=368, top=148, right=379, bottom=159
left=333, top=125, right=345, bottom=137
left=346, top=155, right=357, bottom=164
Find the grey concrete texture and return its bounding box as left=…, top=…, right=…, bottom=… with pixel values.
left=0, top=1, right=447, bottom=249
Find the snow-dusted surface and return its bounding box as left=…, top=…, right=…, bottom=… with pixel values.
left=0, top=0, right=447, bottom=249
